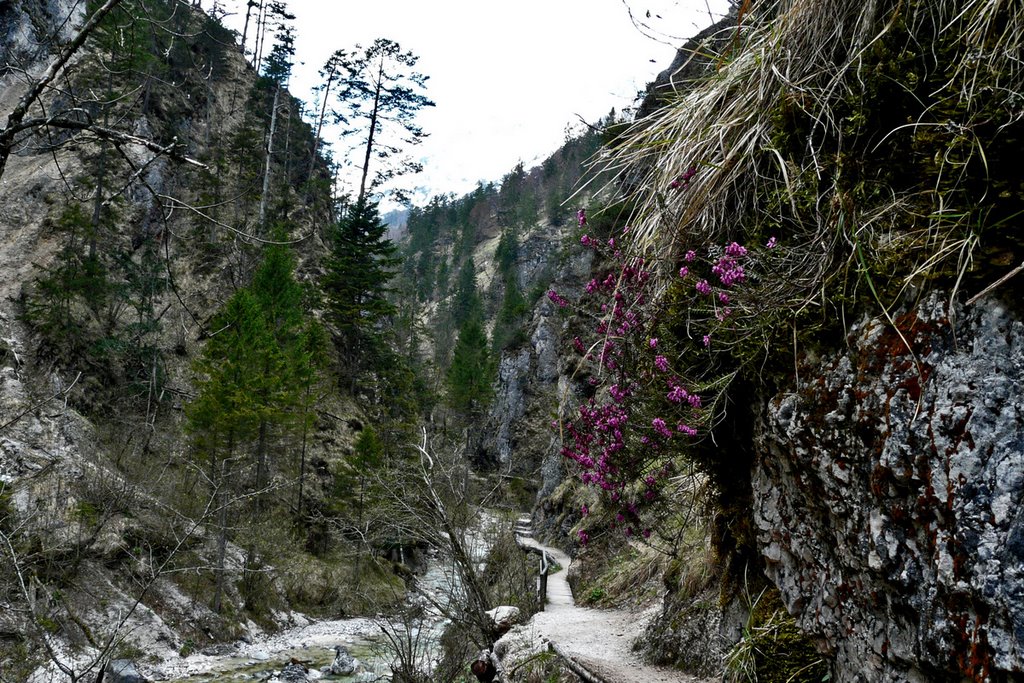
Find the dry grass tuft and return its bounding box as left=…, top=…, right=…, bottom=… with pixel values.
left=596, top=0, right=1022, bottom=326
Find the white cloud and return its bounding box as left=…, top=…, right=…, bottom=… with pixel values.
left=215, top=0, right=730, bottom=208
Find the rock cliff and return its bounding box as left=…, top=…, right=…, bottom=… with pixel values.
left=756, top=293, right=1024, bottom=680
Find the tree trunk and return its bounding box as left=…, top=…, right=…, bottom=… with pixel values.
left=258, top=82, right=281, bottom=229
left=211, top=431, right=233, bottom=614
left=296, top=384, right=311, bottom=516
left=253, top=0, right=268, bottom=74
left=308, top=66, right=336, bottom=182
left=356, top=59, right=385, bottom=207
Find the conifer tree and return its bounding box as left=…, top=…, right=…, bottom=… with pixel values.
left=257, top=7, right=296, bottom=229
left=320, top=38, right=434, bottom=205
left=446, top=317, right=492, bottom=416
left=322, top=200, right=401, bottom=390
left=186, top=245, right=323, bottom=612
left=186, top=289, right=271, bottom=613
left=451, top=258, right=482, bottom=328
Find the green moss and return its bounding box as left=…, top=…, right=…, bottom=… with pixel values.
left=726, top=588, right=830, bottom=683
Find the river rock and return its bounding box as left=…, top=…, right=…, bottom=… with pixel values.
left=104, top=659, right=147, bottom=683
left=325, top=645, right=358, bottom=675
left=277, top=662, right=309, bottom=682
left=486, top=605, right=521, bottom=634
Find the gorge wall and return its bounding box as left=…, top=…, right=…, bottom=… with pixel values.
left=756, top=293, right=1024, bottom=681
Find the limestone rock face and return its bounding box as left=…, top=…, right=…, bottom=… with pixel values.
left=484, top=349, right=531, bottom=467
left=479, top=232, right=593, bottom=480
left=754, top=293, right=1024, bottom=681
left=0, top=0, right=84, bottom=75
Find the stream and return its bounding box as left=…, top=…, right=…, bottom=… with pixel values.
left=151, top=514, right=501, bottom=682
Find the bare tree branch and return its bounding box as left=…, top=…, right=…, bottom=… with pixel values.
left=0, top=0, right=125, bottom=180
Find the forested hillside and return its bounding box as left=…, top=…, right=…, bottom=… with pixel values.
left=0, top=1, right=447, bottom=679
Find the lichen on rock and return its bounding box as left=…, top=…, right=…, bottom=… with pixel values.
left=755, top=292, right=1024, bottom=681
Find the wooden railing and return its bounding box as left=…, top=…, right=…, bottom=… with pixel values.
left=514, top=515, right=551, bottom=610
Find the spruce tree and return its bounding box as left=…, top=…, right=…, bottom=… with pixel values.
left=186, top=245, right=323, bottom=612
left=451, top=258, right=482, bottom=327
left=446, top=317, right=492, bottom=416
left=322, top=200, right=401, bottom=390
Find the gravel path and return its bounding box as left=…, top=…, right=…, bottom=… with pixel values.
left=518, top=533, right=707, bottom=683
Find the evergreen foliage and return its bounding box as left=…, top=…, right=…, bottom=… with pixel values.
left=451, top=258, right=482, bottom=328
left=491, top=229, right=530, bottom=351
left=318, top=38, right=434, bottom=205
left=188, top=245, right=321, bottom=466
left=24, top=202, right=166, bottom=407
left=334, top=425, right=385, bottom=526
left=446, top=317, right=492, bottom=416
left=322, top=200, right=401, bottom=387
left=186, top=244, right=324, bottom=611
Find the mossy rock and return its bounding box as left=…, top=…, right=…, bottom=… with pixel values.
left=729, top=588, right=830, bottom=683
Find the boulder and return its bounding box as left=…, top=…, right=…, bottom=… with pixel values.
left=104, top=659, right=147, bottom=683
left=278, top=662, right=308, bottom=682
left=485, top=605, right=521, bottom=634
left=325, top=645, right=358, bottom=675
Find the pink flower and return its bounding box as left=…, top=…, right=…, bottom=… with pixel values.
left=712, top=256, right=746, bottom=286
left=696, top=279, right=711, bottom=295
left=547, top=290, right=568, bottom=307
left=609, top=383, right=631, bottom=403
left=767, top=236, right=777, bottom=249
left=667, top=385, right=688, bottom=403
left=678, top=266, right=689, bottom=278
left=652, top=418, right=673, bottom=439
left=671, top=166, right=698, bottom=190
left=581, top=234, right=591, bottom=246
left=649, top=338, right=658, bottom=349
left=578, top=529, right=590, bottom=545
left=577, top=208, right=587, bottom=227
left=677, top=423, right=697, bottom=436
left=684, top=250, right=696, bottom=262
left=581, top=504, right=589, bottom=517
left=725, top=241, right=748, bottom=257
left=702, top=334, right=711, bottom=347
left=654, top=355, right=669, bottom=372
left=718, top=292, right=730, bottom=304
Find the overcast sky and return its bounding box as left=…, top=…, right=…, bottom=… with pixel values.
left=216, top=0, right=730, bottom=208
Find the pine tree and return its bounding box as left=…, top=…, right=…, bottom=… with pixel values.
left=321, top=38, right=434, bottom=205
left=322, top=200, right=401, bottom=390
left=446, top=317, right=492, bottom=416
left=257, top=6, right=296, bottom=229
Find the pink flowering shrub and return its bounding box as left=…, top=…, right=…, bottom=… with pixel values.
left=557, top=216, right=779, bottom=543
